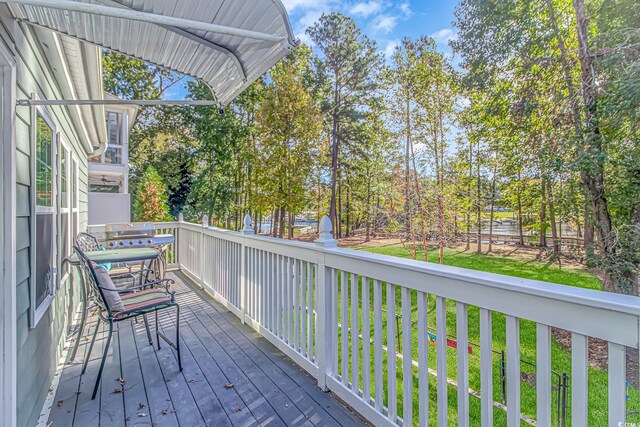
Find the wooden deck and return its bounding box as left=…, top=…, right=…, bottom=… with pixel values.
left=48, top=271, right=368, bottom=427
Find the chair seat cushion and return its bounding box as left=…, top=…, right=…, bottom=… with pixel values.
left=115, top=288, right=172, bottom=318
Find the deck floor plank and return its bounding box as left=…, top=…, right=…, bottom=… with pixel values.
left=72, top=320, right=105, bottom=427
left=177, top=292, right=301, bottom=426
left=118, top=320, right=152, bottom=425
left=192, top=305, right=338, bottom=426
left=130, top=316, right=180, bottom=427
left=99, top=321, right=126, bottom=427
left=155, top=308, right=237, bottom=427
left=173, top=273, right=361, bottom=427
left=48, top=270, right=368, bottom=427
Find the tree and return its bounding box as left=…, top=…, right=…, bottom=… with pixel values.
left=307, top=13, right=382, bottom=236
left=257, top=46, right=323, bottom=238
left=133, top=166, right=173, bottom=222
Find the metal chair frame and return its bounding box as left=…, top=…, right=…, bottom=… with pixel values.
left=74, top=245, right=182, bottom=400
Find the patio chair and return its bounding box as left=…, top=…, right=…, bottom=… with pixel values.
left=74, top=245, right=182, bottom=400
left=74, top=231, right=157, bottom=345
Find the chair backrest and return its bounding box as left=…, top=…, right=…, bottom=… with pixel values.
left=73, top=245, right=114, bottom=317
left=75, top=232, right=100, bottom=252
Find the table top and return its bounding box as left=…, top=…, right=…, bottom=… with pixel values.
left=68, top=247, right=161, bottom=264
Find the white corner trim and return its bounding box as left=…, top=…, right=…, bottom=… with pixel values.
left=1, top=43, right=18, bottom=427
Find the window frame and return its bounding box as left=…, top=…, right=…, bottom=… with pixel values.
left=71, top=154, right=80, bottom=253
left=30, top=105, right=57, bottom=326
left=101, top=110, right=125, bottom=165
left=57, top=137, right=71, bottom=286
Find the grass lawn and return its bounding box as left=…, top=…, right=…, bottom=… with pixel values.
left=331, top=243, right=638, bottom=426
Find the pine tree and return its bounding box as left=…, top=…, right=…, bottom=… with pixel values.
left=133, top=166, right=173, bottom=222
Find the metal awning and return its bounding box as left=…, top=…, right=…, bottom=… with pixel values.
left=3, top=0, right=298, bottom=106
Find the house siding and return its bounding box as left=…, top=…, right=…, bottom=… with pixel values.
left=0, top=6, right=92, bottom=426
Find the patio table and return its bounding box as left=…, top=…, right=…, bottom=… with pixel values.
left=66, top=247, right=162, bottom=362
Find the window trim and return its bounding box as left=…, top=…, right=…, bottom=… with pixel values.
left=58, top=136, right=71, bottom=286
left=30, top=104, right=57, bottom=327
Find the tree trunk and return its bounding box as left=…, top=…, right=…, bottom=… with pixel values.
left=574, top=0, right=616, bottom=291
left=365, top=178, right=372, bottom=242
left=547, top=179, right=560, bottom=256
left=329, top=80, right=340, bottom=236
left=404, top=95, right=413, bottom=239
left=411, top=134, right=428, bottom=262
left=288, top=212, right=294, bottom=240
left=337, top=176, right=343, bottom=239
left=476, top=141, right=482, bottom=254
left=539, top=178, right=547, bottom=248
left=466, top=141, right=473, bottom=251
left=272, top=209, right=279, bottom=237
left=278, top=206, right=286, bottom=239
left=488, top=160, right=497, bottom=253
left=517, top=171, right=525, bottom=246
left=345, top=182, right=351, bottom=238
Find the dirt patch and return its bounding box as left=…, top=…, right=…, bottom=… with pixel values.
left=552, top=328, right=639, bottom=388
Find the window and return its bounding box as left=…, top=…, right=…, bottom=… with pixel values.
left=32, top=111, right=56, bottom=324
left=89, top=111, right=125, bottom=165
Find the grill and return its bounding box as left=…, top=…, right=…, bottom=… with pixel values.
left=103, top=222, right=174, bottom=248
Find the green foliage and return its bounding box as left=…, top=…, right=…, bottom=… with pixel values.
left=133, top=166, right=173, bottom=222
left=256, top=46, right=322, bottom=230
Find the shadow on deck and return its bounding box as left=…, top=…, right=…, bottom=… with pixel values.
left=47, top=271, right=368, bottom=427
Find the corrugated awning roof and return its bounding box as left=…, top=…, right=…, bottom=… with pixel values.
left=7, top=0, right=298, bottom=106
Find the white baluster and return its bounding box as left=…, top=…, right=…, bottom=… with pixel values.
left=506, top=315, right=521, bottom=427
left=351, top=272, right=359, bottom=393
left=417, top=291, right=429, bottom=427
left=536, top=323, right=551, bottom=427
left=362, top=276, right=371, bottom=405
left=456, top=302, right=469, bottom=427
left=373, top=279, right=383, bottom=412
left=387, top=283, right=397, bottom=422
left=402, top=287, right=413, bottom=426
left=608, top=342, right=626, bottom=426
left=480, top=308, right=494, bottom=427
left=436, top=296, right=447, bottom=427
left=572, top=332, right=588, bottom=427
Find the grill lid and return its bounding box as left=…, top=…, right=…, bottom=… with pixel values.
left=104, top=222, right=155, bottom=240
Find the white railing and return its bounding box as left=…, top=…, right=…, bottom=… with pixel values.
left=165, top=216, right=639, bottom=426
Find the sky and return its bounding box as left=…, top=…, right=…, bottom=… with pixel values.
left=282, top=0, right=459, bottom=58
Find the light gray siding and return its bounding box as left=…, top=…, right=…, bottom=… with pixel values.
left=0, top=6, right=93, bottom=426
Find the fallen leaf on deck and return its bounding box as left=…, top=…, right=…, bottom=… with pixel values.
left=118, top=377, right=126, bottom=384
left=162, top=409, right=169, bottom=415
left=56, top=400, right=64, bottom=407
left=235, top=407, right=242, bottom=412
left=138, top=403, right=145, bottom=410
left=113, top=388, right=123, bottom=394
left=224, top=383, right=234, bottom=389
left=189, top=379, right=197, bottom=384
left=137, top=413, right=148, bottom=417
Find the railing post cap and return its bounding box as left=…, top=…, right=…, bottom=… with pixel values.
left=315, top=215, right=337, bottom=248
left=178, top=212, right=184, bottom=222
left=202, top=215, right=208, bottom=227
left=243, top=214, right=254, bottom=235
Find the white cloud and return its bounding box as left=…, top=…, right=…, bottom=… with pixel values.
left=349, top=1, right=383, bottom=17
left=399, top=2, right=412, bottom=18
left=371, top=14, right=398, bottom=34
left=281, top=0, right=324, bottom=12
left=431, top=28, right=458, bottom=45
left=383, top=39, right=399, bottom=58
